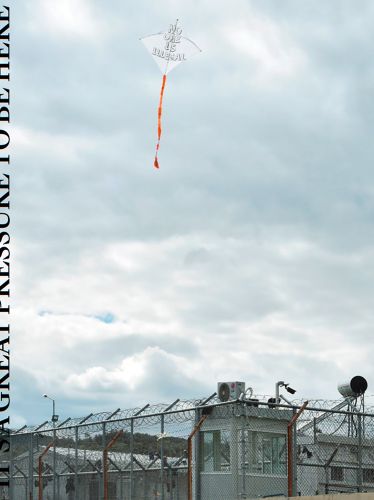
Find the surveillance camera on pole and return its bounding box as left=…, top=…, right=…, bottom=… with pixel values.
left=274, top=381, right=297, bottom=405
left=285, top=384, right=296, bottom=395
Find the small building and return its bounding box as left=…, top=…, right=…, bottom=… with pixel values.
left=197, top=403, right=293, bottom=499
left=297, top=432, right=374, bottom=495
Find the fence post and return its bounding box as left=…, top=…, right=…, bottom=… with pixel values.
left=104, top=430, right=123, bottom=500
left=188, top=413, right=209, bottom=500
left=129, top=404, right=149, bottom=499
left=129, top=418, right=134, bottom=500
left=175, top=468, right=179, bottom=500
left=120, top=469, right=124, bottom=500
left=101, top=422, right=106, bottom=500
left=74, top=427, right=78, bottom=500
left=287, top=401, right=308, bottom=497
left=8, top=432, right=13, bottom=500
left=53, top=423, right=56, bottom=500
left=357, top=413, right=363, bottom=492
left=38, top=442, right=54, bottom=500
left=143, top=468, right=147, bottom=499
left=28, top=433, right=34, bottom=500
left=193, top=408, right=201, bottom=500
left=168, top=466, right=173, bottom=500
left=240, top=415, right=247, bottom=499
left=290, top=407, right=296, bottom=497
left=24, top=473, right=28, bottom=500
left=160, top=413, right=165, bottom=500
left=293, top=416, right=298, bottom=496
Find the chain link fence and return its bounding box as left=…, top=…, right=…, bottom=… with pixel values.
left=295, top=403, right=374, bottom=496
left=2, top=398, right=374, bottom=499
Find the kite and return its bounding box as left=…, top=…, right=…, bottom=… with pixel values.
left=141, top=20, right=201, bottom=169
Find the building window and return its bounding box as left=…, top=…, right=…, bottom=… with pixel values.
left=201, top=430, right=230, bottom=471
left=330, top=466, right=344, bottom=482
left=247, top=432, right=286, bottom=475
left=363, top=469, right=374, bottom=483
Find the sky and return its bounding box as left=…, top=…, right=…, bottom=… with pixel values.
left=12, top=0, right=374, bottom=426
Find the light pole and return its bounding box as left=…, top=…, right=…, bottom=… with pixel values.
left=43, top=394, right=58, bottom=500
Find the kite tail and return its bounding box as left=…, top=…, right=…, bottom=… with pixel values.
left=154, top=74, right=167, bottom=169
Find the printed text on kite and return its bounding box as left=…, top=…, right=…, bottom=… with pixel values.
left=141, top=20, right=201, bottom=169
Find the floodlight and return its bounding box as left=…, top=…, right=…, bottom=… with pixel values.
left=338, top=376, right=368, bottom=398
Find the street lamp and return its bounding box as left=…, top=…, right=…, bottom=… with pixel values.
left=43, top=394, right=59, bottom=422
left=42, top=394, right=58, bottom=500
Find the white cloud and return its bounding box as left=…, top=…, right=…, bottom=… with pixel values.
left=35, top=0, right=107, bottom=42
left=66, top=346, right=188, bottom=393
left=13, top=126, right=93, bottom=164
left=223, top=15, right=306, bottom=84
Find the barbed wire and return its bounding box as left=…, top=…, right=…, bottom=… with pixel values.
left=11, top=393, right=374, bottom=437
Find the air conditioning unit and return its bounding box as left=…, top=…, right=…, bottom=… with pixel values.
left=217, top=381, right=245, bottom=402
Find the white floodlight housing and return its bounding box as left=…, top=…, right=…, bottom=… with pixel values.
left=338, top=376, right=368, bottom=398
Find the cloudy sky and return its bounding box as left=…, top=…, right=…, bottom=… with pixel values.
left=12, top=0, right=374, bottom=426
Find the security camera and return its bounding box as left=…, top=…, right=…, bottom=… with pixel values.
left=275, top=381, right=296, bottom=404
left=285, top=385, right=296, bottom=395
left=43, top=394, right=48, bottom=398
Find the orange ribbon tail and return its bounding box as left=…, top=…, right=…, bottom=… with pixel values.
left=154, top=74, right=167, bottom=169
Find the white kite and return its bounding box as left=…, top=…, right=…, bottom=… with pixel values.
left=141, top=20, right=201, bottom=168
